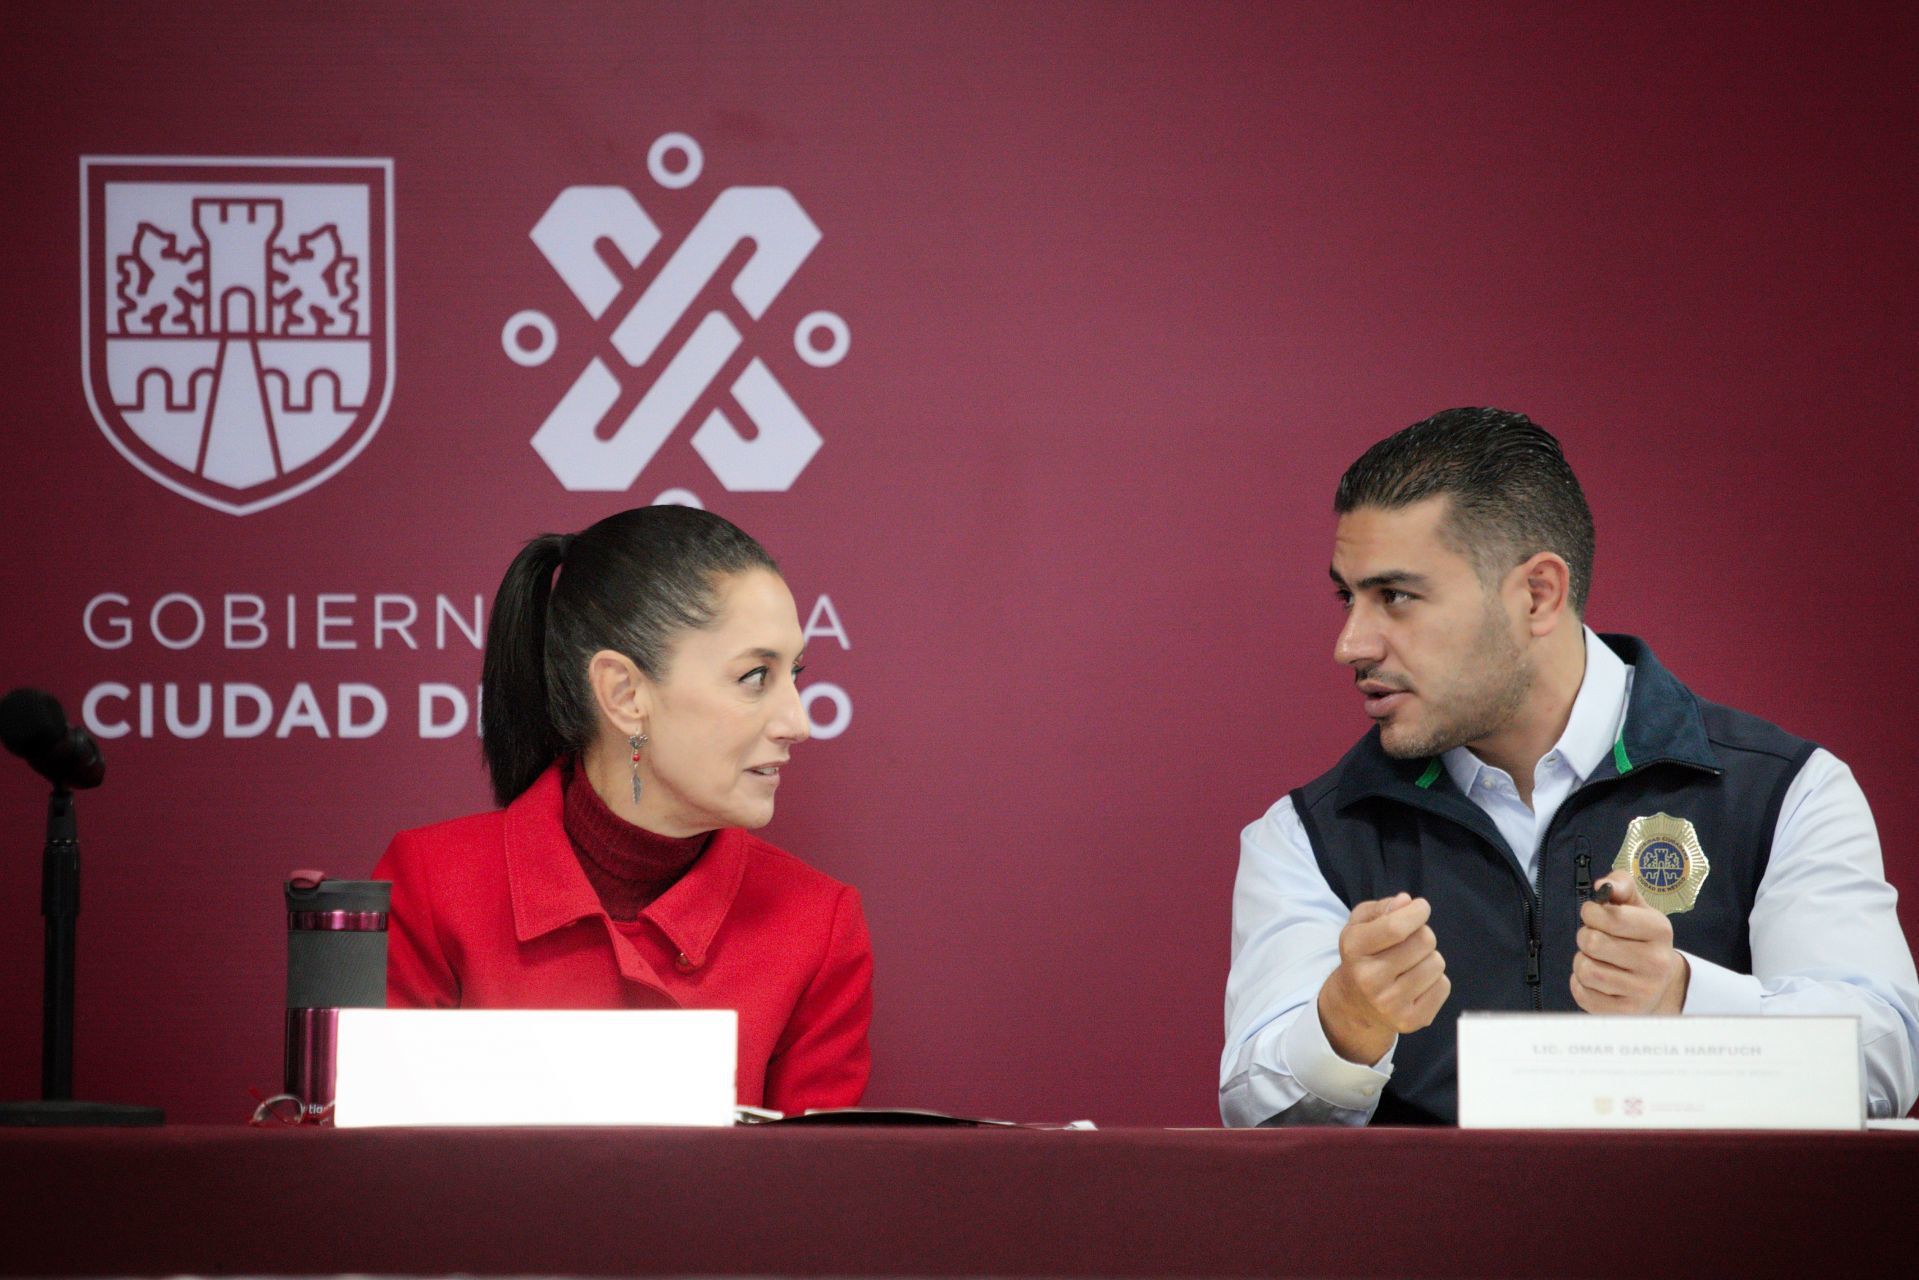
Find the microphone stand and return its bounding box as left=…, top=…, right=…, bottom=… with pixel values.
left=0, top=785, right=163, bottom=1125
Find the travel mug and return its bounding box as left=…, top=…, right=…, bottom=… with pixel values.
left=283, top=872, right=390, bottom=1121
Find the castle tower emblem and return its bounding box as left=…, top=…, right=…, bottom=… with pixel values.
left=82, top=158, right=395, bottom=516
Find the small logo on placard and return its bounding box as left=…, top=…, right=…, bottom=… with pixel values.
left=506, top=133, right=846, bottom=495
left=81, top=157, right=395, bottom=516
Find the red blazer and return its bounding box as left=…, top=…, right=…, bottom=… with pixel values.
left=371, top=764, right=872, bottom=1112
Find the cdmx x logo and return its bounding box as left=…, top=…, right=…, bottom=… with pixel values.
left=504, top=133, right=847, bottom=494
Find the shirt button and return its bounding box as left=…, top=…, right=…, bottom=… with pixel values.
left=1361, top=1084, right=1377, bottom=1096
left=676, top=952, right=698, bottom=971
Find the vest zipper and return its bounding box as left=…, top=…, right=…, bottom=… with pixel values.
left=1539, top=795, right=1629, bottom=1010
left=1524, top=870, right=1543, bottom=1011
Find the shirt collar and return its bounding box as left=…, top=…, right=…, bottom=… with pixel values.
left=1441, top=625, right=1630, bottom=795
left=504, top=763, right=747, bottom=970
left=1331, top=632, right=1718, bottom=815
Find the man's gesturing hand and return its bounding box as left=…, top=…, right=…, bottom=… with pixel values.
left=1571, top=871, right=1689, bottom=1014
left=1316, top=893, right=1450, bottom=1065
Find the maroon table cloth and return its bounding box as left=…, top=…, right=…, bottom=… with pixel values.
left=3, top=1125, right=1913, bottom=1277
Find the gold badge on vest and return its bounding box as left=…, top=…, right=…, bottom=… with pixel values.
left=1612, top=813, right=1710, bottom=915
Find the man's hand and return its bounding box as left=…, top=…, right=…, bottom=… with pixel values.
left=1572, top=871, right=1689, bottom=1014
left=1317, top=893, right=1450, bottom=1065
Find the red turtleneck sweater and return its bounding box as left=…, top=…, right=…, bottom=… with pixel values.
left=561, top=761, right=708, bottom=920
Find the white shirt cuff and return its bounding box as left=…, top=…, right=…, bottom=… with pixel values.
left=1278, top=1001, right=1396, bottom=1110
left=1679, top=950, right=1765, bottom=1015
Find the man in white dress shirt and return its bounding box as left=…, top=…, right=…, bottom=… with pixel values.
left=1221, top=408, right=1919, bottom=1125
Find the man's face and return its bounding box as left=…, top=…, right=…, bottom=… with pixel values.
left=1329, top=496, right=1531, bottom=759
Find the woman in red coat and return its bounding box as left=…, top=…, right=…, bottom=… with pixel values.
left=372, top=506, right=871, bottom=1113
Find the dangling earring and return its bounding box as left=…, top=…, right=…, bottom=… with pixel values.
left=628, top=732, right=648, bottom=806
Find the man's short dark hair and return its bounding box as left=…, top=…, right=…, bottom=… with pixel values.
left=1334, top=407, right=1596, bottom=614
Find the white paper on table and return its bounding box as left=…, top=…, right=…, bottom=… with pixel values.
left=333, top=1008, right=737, bottom=1128
left=1457, top=1013, right=1861, bottom=1131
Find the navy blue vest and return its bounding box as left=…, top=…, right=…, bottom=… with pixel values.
left=1289, top=635, right=1816, bottom=1125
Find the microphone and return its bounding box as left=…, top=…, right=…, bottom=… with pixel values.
left=0, top=686, right=161, bottom=1125
left=0, top=689, right=106, bottom=790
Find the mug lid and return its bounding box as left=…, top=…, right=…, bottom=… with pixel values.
left=284, top=876, right=391, bottom=913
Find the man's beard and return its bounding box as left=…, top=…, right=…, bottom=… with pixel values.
left=1379, top=603, right=1533, bottom=760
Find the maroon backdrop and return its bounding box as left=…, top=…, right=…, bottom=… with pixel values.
left=0, top=2, right=1913, bottom=1126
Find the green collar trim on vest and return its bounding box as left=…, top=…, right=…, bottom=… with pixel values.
left=1613, top=734, right=1633, bottom=775
left=1414, top=758, right=1442, bottom=789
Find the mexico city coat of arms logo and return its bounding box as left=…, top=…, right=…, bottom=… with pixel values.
left=81, top=157, right=394, bottom=515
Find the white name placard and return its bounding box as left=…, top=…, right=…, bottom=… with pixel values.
left=333, top=1008, right=737, bottom=1128
left=1457, top=1014, right=1862, bottom=1130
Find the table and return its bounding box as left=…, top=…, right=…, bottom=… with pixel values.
left=4, top=1125, right=1913, bottom=1276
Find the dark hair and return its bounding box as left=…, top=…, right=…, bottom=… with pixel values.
left=1334, top=407, right=1595, bottom=614
left=480, top=506, right=780, bottom=805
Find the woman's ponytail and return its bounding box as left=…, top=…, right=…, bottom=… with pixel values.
left=480, top=532, right=570, bottom=805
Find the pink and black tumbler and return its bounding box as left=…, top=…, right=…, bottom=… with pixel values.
left=282, top=872, right=389, bottom=1122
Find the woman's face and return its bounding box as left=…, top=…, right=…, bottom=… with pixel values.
left=632, top=568, right=810, bottom=835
